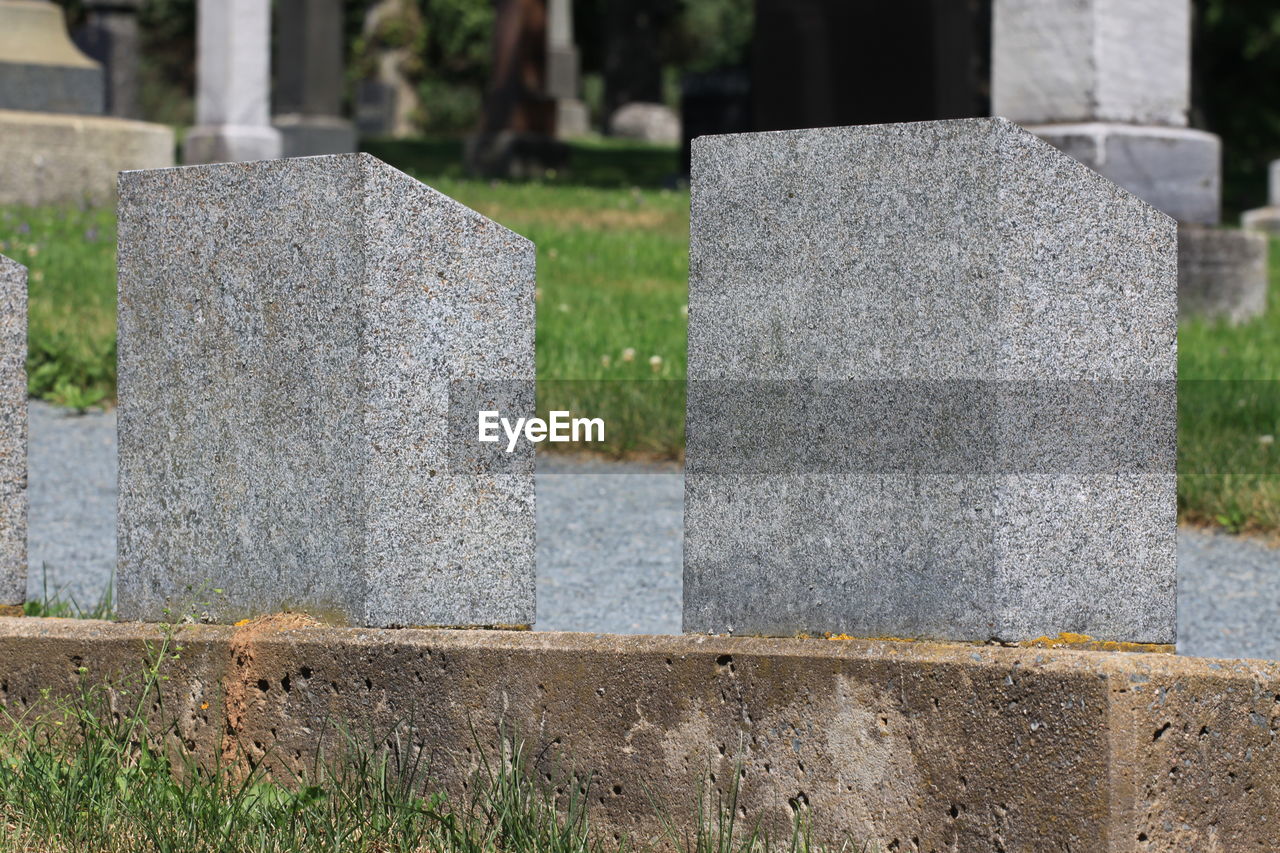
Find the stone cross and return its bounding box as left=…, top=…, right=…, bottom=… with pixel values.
left=183, top=0, right=281, bottom=164
left=116, top=154, right=535, bottom=627
left=0, top=254, right=27, bottom=616
left=992, top=0, right=1219, bottom=226
left=683, top=118, right=1177, bottom=644
left=273, top=0, right=357, bottom=157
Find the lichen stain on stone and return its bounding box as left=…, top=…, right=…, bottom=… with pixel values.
left=1022, top=632, right=1174, bottom=654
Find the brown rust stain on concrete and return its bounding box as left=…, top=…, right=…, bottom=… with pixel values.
left=1, top=617, right=1279, bottom=851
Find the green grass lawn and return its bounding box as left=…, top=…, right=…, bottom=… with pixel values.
left=1177, top=235, right=1280, bottom=533
left=3, top=145, right=1280, bottom=531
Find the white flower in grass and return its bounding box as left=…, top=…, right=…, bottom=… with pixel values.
left=649, top=355, right=663, bottom=372
left=601, top=354, right=612, bottom=368
left=622, top=348, right=636, bottom=362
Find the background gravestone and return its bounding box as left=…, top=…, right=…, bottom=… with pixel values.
left=0, top=255, right=27, bottom=616
left=684, top=118, right=1177, bottom=644
left=272, top=0, right=357, bottom=157
left=1243, top=160, right=1280, bottom=235
left=992, top=0, right=1217, bottom=225
left=183, top=0, right=281, bottom=164
left=0, top=0, right=103, bottom=115
left=117, top=154, right=535, bottom=627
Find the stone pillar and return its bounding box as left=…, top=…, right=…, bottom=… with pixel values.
left=116, top=154, right=535, bottom=628
left=272, top=0, right=357, bottom=157
left=183, top=0, right=281, bottom=165
left=993, top=0, right=1267, bottom=324
left=0, top=255, right=26, bottom=617
left=0, top=0, right=103, bottom=114
left=73, top=0, right=143, bottom=118
left=546, top=0, right=588, bottom=138
left=1242, top=160, right=1280, bottom=235
left=993, top=0, right=1217, bottom=225
left=684, top=118, right=1176, bottom=644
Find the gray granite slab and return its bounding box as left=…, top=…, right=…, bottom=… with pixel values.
left=683, top=118, right=1177, bottom=643
left=0, top=254, right=27, bottom=608
left=116, top=153, right=535, bottom=627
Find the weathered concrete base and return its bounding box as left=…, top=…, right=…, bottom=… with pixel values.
left=1178, top=225, right=1269, bottom=324
left=2, top=616, right=1279, bottom=850
left=1026, top=122, right=1221, bottom=225
left=0, top=109, right=173, bottom=206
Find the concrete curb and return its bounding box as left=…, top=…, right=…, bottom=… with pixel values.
left=1, top=615, right=1276, bottom=850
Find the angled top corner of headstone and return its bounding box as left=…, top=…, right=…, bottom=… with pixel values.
left=986, top=115, right=1179, bottom=229
left=0, top=253, right=26, bottom=278
left=118, top=152, right=530, bottom=249
left=693, top=116, right=1176, bottom=231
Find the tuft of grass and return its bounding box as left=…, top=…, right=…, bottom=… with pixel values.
left=22, top=566, right=115, bottom=620
left=0, top=630, right=857, bottom=852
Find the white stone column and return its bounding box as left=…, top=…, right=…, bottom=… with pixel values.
left=183, top=0, right=281, bottom=164
left=992, top=0, right=1219, bottom=226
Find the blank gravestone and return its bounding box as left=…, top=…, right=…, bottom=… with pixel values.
left=0, top=255, right=25, bottom=614
left=117, top=153, right=535, bottom=627
left=684, top=118, right=1177, bottom=644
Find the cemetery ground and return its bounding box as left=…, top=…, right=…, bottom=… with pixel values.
left=3, top=158, right=1280, bottom=531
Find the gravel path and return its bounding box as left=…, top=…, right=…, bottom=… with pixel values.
left=23, top=401, right=1280, bottom=657
left=27, top=401, right=117, bottom=610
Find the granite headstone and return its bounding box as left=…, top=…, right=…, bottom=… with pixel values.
left=684, top=118, right=1177, bottom=644
left=117, top=154, right=535, bottom=627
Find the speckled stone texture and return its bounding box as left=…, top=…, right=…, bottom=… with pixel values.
left=117, top=154, right=535, bottom=627
left=684, top=118, right=1177, bottom=643
left=0, top=255, right=27, bottom=608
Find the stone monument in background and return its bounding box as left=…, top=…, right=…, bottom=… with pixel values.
left=183, top=0, right=281, bottom=164
left=546, top=0, right=588, bottom=138
left=73, top=0, right=144, bottom=119
left=684, top=118, right=1177, bottom=644
left=992, top=0, right=1267, bottom=325
left=1243, top=160, right=1280, bottom=235
left=0, top=0, right=172, bottom=206
left=272, top=0, right=357, bottom=157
